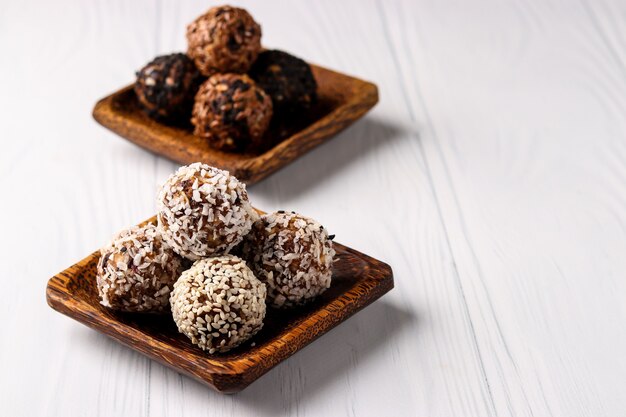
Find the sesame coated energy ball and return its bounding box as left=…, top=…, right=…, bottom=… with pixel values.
left=96, top=223, right=185, bottom=313
left=250, top=50, right=317, bottom=115
left=243, top=211, right=336, bottom=308
left=134, top=53, right=203, bottom=121
left=157, top=163, right=257, bottom=260
left=186, top=5, right=262, bottom=76
left=192, top=74, right=273, bottom=151
left=170, top=255, right=266, bottom=353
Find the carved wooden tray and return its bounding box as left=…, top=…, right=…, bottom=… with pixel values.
left=93, top=65, right=378, bottom=184
left=46, top=217, right=393, bottom=393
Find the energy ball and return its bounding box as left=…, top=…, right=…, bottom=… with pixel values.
left=96, top=223, right=185, bottom=313
left=250, top=50, right=317, bottom=115
left=186, top=5, right=262, bottom=76
left=134, top=53, right=203, bottom=121
left=157, top=163, right=257, bottom=260
left=170, top=255, right=266, bottom=353
left=243, top=211, right=336, bottom=308
left=192, top=74, right=272, bottom=152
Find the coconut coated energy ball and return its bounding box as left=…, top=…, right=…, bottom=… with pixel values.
left=191, top=74, right=272, bottom=151
left=186, top=5, right=262, bottom=76
left=96, top=223, right=185, bottom=312
left=170, top=255, right=266, bottom=353
left=157, top=163, right=257, bottom=260
left=134, top=53, right=203, bottom=121
left=243, top=211, right=336, bottom=308
left=250, top=50, right=317, bottom=115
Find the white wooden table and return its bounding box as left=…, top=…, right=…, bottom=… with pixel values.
left=2, top=0, right=626, bottom=415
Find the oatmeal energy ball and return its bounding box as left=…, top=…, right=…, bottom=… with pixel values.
left=170, top=255, right=266, bottom=353
left=250, top=50, right=317, bottom=114
left=96, top=223, right=185, bottom=312
left=157, top=163, right=257, bottom=260
left=134, top=53, right=203, bottom=121
left=192, top=74, right=272, bottom=152
left=186, top=5, right=262, bottom=76
left=244, top=211, right=336, bottom=308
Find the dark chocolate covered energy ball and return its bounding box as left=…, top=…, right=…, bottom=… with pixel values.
left=243, top=211, right=335, bottom=308
left=186, top=5, right=262, bottom=76
left=134, top=53, right=203, bottom=121
left=250, top=50, right=317, bottom=114
left=191, top=74, right=273, bottom=151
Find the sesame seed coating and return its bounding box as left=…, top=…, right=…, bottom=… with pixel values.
left=170, top=255, right=266, bottom=353
left=157, top=163, right=257, bottom=260
left=243, top=212, right=335, bottom=308
left=96, top=224, right=185, bottom=313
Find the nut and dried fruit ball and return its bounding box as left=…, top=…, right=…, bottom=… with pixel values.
left=134, top=53, right=203, bottom=121
left=157, top=163, right=257, bottom=260
left=186, top=5, right=261, bottom=76
left=192, top=74, right=272, bottom=152
left=96, top=223, right=185, bottom=313
left=243, top=211, right=336, bottom=308
left=170, top=255, right=266, bottom=353
left=250, top=50, right=317, bottom=115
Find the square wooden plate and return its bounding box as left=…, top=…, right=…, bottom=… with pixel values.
left=46, top=217, right=394, bottom=393
left=93, top=65, right=379, bottom=185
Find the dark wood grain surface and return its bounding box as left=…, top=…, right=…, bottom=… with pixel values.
left=46, top=217, right=394, bottom=393
left=92, top=65, right=378, bottom=184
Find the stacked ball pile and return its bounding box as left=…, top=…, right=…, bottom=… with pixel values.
left=96, top=163, right=335, bottom=354
left=134, top=5, right=318, bottom=153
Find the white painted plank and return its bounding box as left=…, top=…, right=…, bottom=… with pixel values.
left=382, top=0, right=626, bottom=415
left=1, top=0, right=626, bottom=416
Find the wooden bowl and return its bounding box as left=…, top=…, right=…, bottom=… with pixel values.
left=93, top=65, right=379, bottom=185
left=46, top=217, right=394, bottom=393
